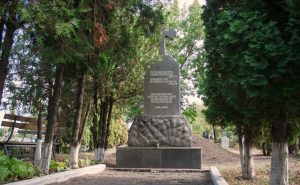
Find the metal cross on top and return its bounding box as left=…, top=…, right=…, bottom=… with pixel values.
left=159, top=28, right=177, bottom=56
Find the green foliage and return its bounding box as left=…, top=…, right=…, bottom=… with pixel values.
left=20, top=0, right=89, bottom=65
left=54, top=19, right=80, bottom=38
left=49, top=160, right=69, bottom=173
left=107, top=116, right=128, bottom=148
left=78, top=159, right=95, bottom=168
left=183, top=104, right=197, bottom=124
left=165, top=0, right=205, bottom=111
left=288, top=120, right=300, bottom=144
left=125, top=95, right=143, bottom=122
left=0, top=152, right=35, bottom=182
left=199, top=1, right=300, bottom=145
left=0, top=166, right=10, bottom=182
left=191, top=104, right=211, bottom=135
left=223, top=126, right=236, bottom=139
left=81, top=121, right=92, bottom=147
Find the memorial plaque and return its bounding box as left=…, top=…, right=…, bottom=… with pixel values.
left=144, top=55, right=180, bottom=116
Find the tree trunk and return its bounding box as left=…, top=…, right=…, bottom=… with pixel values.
left=99, top=100, right=108, bottom=148
left=69, top=142, right=81, bottom=169
left=39, top=141, right=53, bottom=173
left=70, top=73, right=86, bottom=169
left=34, top=110, right=43, bottom=167
left=0, top=12, right=17, bottom=104
left=94, top=100, right=109, bottom=162
left=99, top=101, right=108, bottom=161
left=295, top=138, right=299, bottom=155
left=0, top=17, right=5, bottom=50
left=91, top=78, right=98, bottom=150
left=271, top=142, right=289, bottom=185
left=40, top=64, right=64, bottom=174
left=35, top=139, right=42, bottom=166
left=69, top=104, right=90, bottom=168
left=212, top=125, right=217, bottom=143
left=262, top=142, right=267, bottom=156
left=46, top=76, right=53, bottom=121
left=270, top=108, right=289, bottom=185
left=78, top=103, right=91, bottom=142
left=104, top=94, right=114, bottom=150
left=94, top=147, right=106, bottom=162
left=237, top=126, right=245, bottom=176
left=70, top=74, right=85, bottom=142
left=242, top=128, right=255, bottom=179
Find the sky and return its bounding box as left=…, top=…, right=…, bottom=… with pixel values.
left=178, top=0, right=206, bottom=8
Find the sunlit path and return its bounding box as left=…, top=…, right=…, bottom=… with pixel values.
left=50, top=170, right=213, bottom=185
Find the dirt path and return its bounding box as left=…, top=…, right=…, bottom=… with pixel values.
left=50, top=169, right=214, bottom=185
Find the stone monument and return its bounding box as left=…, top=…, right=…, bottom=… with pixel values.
left=221, top=136, right=230, bottom=149
left=116, top=29, right=202, bottom=169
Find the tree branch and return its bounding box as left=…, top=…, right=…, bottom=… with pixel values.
left=114, top=91, right=143, bottom=102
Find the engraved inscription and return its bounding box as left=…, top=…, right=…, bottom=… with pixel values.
left=147, top=93, right=176, bottom=103
left=149, top=71, right=178, bottom=86
left=143, top=55, right=180, bottom=116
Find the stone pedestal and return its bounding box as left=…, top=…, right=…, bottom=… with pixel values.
left=128, top=115, right=192, bottom=147
left=116, top=146, right=202, bottom=169
left=116, top=115, right=200, bottom=169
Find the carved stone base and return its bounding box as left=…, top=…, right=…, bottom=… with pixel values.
left=116, top=146, right=202, bottom=169
left=128, top=115, right=192, bottom=147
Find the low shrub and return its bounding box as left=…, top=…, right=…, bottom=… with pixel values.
left=0, top=152, right=35, bottom=182
left=78, top=159, right=95, bottom=168
left=49, top=160, right=69, bottom=172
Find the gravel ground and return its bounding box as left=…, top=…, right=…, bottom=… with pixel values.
left=52, top=136, right=232, bottom=185
left=50, top=169, right=214, bottom=185
left=191, top=135, right=240, bottom=166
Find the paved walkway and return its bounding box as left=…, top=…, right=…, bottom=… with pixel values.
left=51, top=169, right=214, bottom=185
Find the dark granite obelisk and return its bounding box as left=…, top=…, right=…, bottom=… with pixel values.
left=116, top=29, right=201, bottom=169
left=128, top=29, right=192, bottom=147
left=144, top=29, right=180, bottom=116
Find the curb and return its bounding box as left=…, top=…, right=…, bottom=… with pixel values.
left=110, top=168, right=209, bottom=173
left=6, top=164, right=106, bottom=185
left=209, top=166, right=229, bottom=185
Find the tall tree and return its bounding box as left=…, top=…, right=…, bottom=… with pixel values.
left=201, top=0, right=300, bottom=184
left=0, top=0, right=23, bottom=105
left=91, top=0, right=165, bottom=161
left=22, top=0, right=85, bottom=173
left=69, top=71, right=90, bottom=168
left=5, top=18, right=55, bottom=167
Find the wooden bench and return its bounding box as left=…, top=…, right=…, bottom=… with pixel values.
left=0, top=114, right=63, bottom=160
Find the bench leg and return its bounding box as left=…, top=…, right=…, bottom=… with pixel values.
left=3, top=145, right=8, bottom=156
left=52, top=147, right=56, bottom=161
left=20, top=146, right=23, bottom=159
